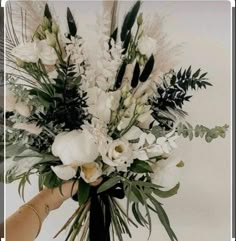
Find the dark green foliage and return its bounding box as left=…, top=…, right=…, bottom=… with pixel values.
left=139, top=54, right=155, bottom=82
left=131, top=62, right=140, bottom=88
left=67, top=7, right=77, bottom=37
left=120, top=1, right=141, bottom=41
left=30, top=61, right=88, bottom=131
left=114, top=62, right=127, bottom=89
left=28, top=131, right=54, bottom=152
left=130, top=160, right=153, bottom=173
left=78, top=178, right=90, bottom=205
left=151, top=67, right=211, bottom=128
left=44, top=3, right=52, bottom=20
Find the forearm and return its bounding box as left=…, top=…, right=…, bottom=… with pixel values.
left=6, top=182, right=77, bottom=241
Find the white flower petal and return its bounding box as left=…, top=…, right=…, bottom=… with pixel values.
left=38, top=40, right=58, bottom=65
left=124, top=126, right=144, bottom=140
left=51, top=165, right=77, bottom=181
left=12, top=42, right=39, bottom=63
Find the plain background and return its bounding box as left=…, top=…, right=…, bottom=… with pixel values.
left=6, top=1, right=231, bottom=241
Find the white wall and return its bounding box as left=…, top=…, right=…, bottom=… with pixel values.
left=6, top=1, right=231, bottom=241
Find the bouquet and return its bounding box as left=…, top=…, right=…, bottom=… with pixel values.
left=5, top=1, right=228, bottom=241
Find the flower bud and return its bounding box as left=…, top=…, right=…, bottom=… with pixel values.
left=52, top=22, right=59, bottom=34
left=121, top=83, right=129, bottom=96
left=124, top=94, right=132, bottom=107
left=41, top=17, right=51, bottom=31
left=16, top=58, right=25, bottom=68
left=137, top=13, right=143, bottom=26
left=45, top=30, right=57, bottom=47
left=136, top=104, right=144, bottom=114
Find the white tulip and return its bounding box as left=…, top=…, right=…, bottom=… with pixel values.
left=80, top=162, right=102, bottom=183
left=52, top=129, right=99, bottom=166
left=13, top=123, right=42, bottom=135
left=51, top=165, right=77, bottom=181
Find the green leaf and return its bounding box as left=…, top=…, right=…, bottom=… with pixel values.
left=78, top=178, right=90, bottom=205
left=154, top=183, right=180, bottom=198
left=130, top=160, right=153, bottom=173
left=131, top=203, right=144, bottom=226
left=97, top=176, right=121, bottom=193
left=148, top=194, right=178, bottom=241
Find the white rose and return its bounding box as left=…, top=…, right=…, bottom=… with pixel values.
left=52, top=129, right=99, bottom=166
left=138, top=35, right=157, bottom=58
left=15, top=102, right=31, bottom=117
left=12, top=40, right=58, bottom=65
left=13, top=123, right=42, bottom=135
left=150, top=157, right=182, bottom=189
left=101, top=139, right=133, bottom=171
left=80, top=162, right=102, bottom=183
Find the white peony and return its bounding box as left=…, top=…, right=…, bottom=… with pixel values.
left=138, top=35, right=157, bottom=58
left=51, top=165, right=77, bottom=181
left=13, top=123, right=42, bottom=135
left=101, top=138, right=133, bottom=171
left=12, top=40, right=58, bottom=65
left=52, top=129, right=99, bottom=166
left=80, top=162, right=103, bottom=183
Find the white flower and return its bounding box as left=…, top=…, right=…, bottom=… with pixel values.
left=6, top=88, right=17, bottom=112
left=101, top=138, right=133, bottom=171
left=87, top=87, right=111, bottom=123
left=12, top=40, right=57, bottom=65
left=37, top=40, right=58, bottom=65
left=12, top=42, right=39, bottom=63
left=117, top=102, right=136, bottom=131
left=15, top=102, right=31, bottom=117
left=80, top=162, right=102, bottom=183
left=13, top=123, right=42, bottom=135
left=138, top=35, right=157, bottom=58
left=52, top=129, right=99, bottom=166
left=151, top=157, right=182, bottom=189
left=51, top=165, right=77, bottom=181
